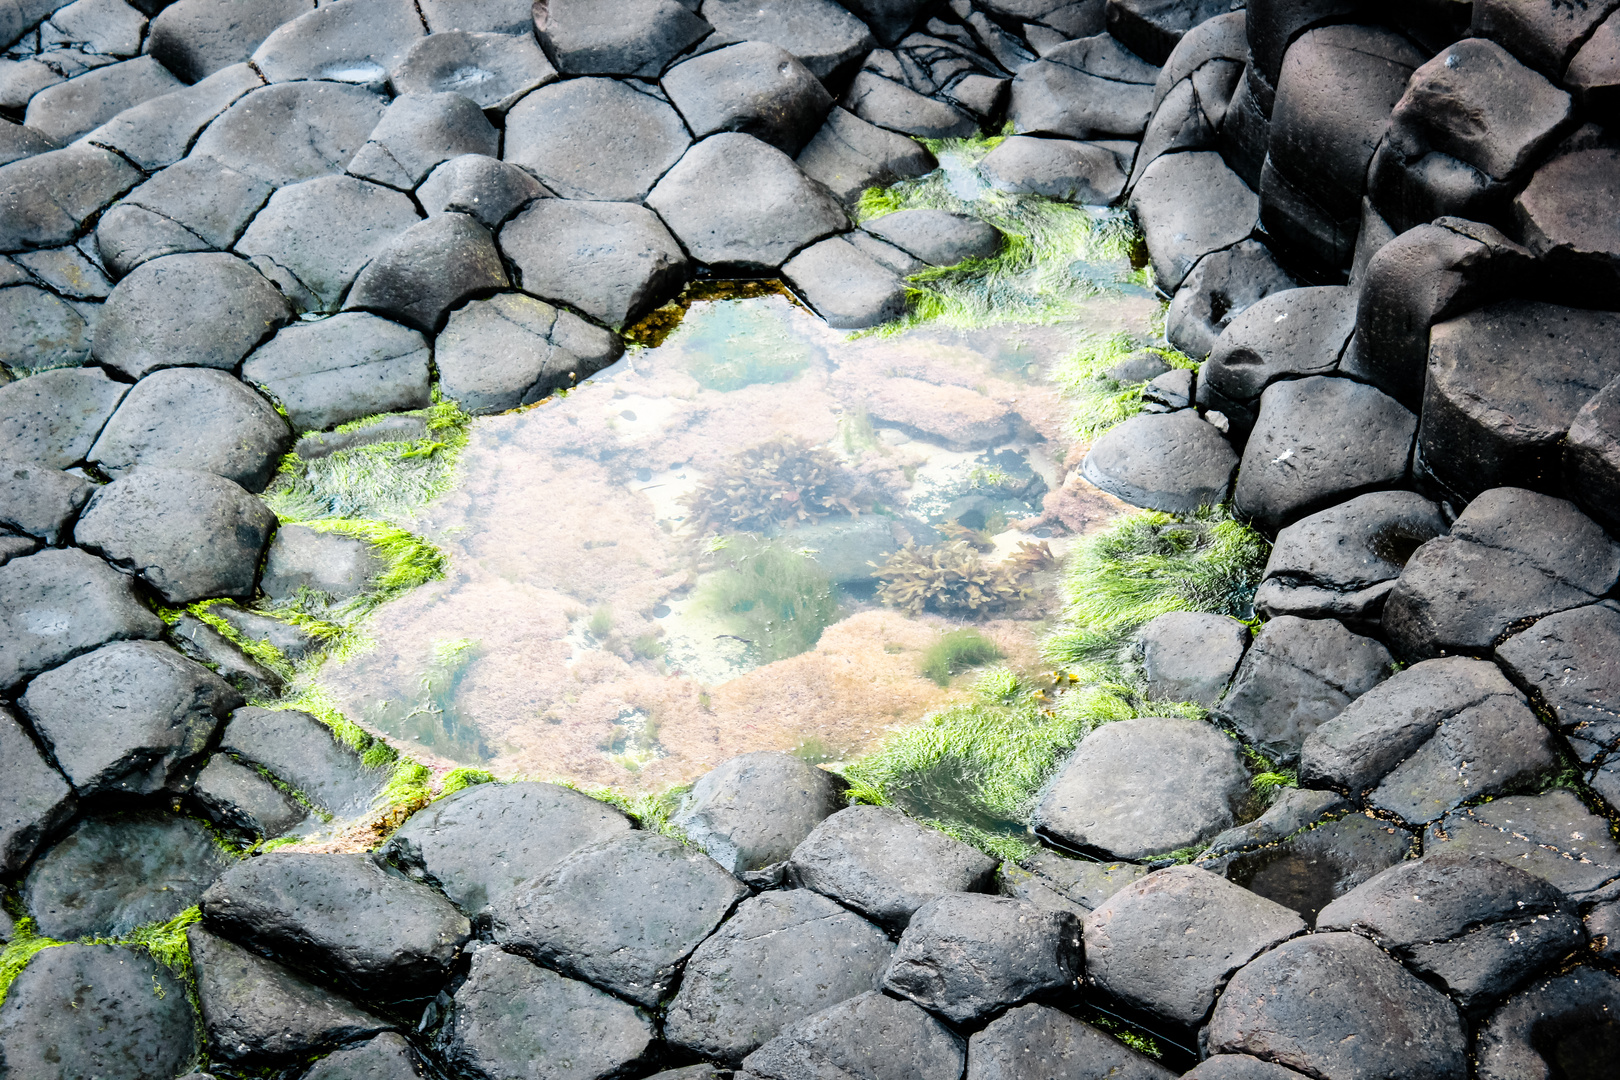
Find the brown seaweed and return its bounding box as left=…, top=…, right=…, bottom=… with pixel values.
left=872, top=539, right=1055, bottom=617
left=684, top=435, right=868, bottom=533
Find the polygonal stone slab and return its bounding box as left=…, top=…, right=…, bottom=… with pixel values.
left=703, top=0, right=875, bottom=82
left=998, top=848, right=1150, bottom=918
left=0, top=285, right=91, bottom=370
left=304, top=1032, right=428, bottom=1080
left=1211, top=813, right=1414, bottom=927
left=0, top=367, right=127, bottom=469
left=663, top=41, right=832, bottom=155
left=251, top=0, right=424, bottom=88
left=258, top=524, right=381, bottom=603
left=503, top=76, right=692, bottom=202
left=241, top=311, right=430, bottom=432
left=191, top=82, right=388, bottom=188
left=0, top=546, right=163, bottom=693
left=781, top=235, right=907, bottom=330
left=191, top=753, right=308, bottom=839
left=1137, top=610, right=1250, bottom=708
left=393, top=30, right=557, bottom=112
left=110, top=152, right=275, bottom=251
left=671, top=751, right=848, bottom=875
left=978, top=134, right=1130, bottom=205
left=842, top=68, right=977, bottom=139
left=1422, top=790, right=1620, bottom=901
left=742, top=992, right=965, bottom=1080
left=148, top=0, right=316, bottom=83
left=0, top=144, right=142, bottom=252
left=347, top=91, right=498, bottom=191
left=0, top=704, right=75, bottom=874
left=535, top=0, right=712, bottom=77
left=1168, top=239, right=1298, bottom=361
left=1079, top=411, right=1238, bottom=514
left=1010, top=34, right=1159, bottom=139
left=1200, top=787, right=1352, bottom=861
left=795, top=105, right=937, bottom=205
left=435, top=292, right=623, bottom=414
left=24, top=55, right=182, bottom=144
left=965, top=1003, right=1176, bottom=1080
left=219, top=707, right=387, bottom=817
left=81, top=61, right=264, bottom=173
left=1474, top=967, right=1620, bottom=1080
left=1566, top=374, right=1620, bottom=536
left=417, top=153, right=549, bottom=230
left=1496, top=602, right=1620, bottom=764
left=1200, top=285, right=1357, bottom=434
left=345, top=213, right=509, bottom=333
left=863, top=208, right=1001, bottom=266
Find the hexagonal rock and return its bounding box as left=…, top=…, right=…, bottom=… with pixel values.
left=648, top=133, right=848, bottom=271
left=0, top=459, right=91, bottom=545
left=1317, top=851, right=1583, bottom=1015
left=219, top=707, right=388, bottom=818
left=1167, top=240, right=1298, bottom=362
left=18, top=640, right=240, bottom=797
left=393, top=30, right=557, bottom=112
left=74, top=466, right=277, bottom=603
left=978, top=134, right=1127, bottom=205
left=416, top=0, right=533, bottom=34
left=504, top=77, right=692, bottom=202
left=88, top=368, right=292, bottom=493
left=1182, top=1057, right=1312, bottom=1079
left=1010, top=34, right=1159, bottom=140
left=251, top=0, right=424, bottom=89
left=80, top=61, right=265, bottom=175
left=0, top=145, right=142, bottom=252
left=0, top=705, right=75, bottom=874
left=304, top=1032, right=428, bottom=1080
left=1513, top=146, right=1620, bottom=301
left=381, top=780, right=632, bottom=921
left=795, top=106, right=937, bottom=205
left=703, top=0, right=875, bottom=82
left=0, top=285, right=91, bottom=370
left=493, top=830, right=747, bottom=1007
left=998, top=848, right=1150, bottom=919
left=191, top=82, right=387, bottom=189
left=671, top=752, right=848, bottom=875
left=0, top=367, right=127, bottom=469
left=1478, top=967, right=1620, bottom=1080
left=787, top=805, right=997, bottom=931
left=0, top=547, right=163, bottom=693
left=201, top=852, right=472, bottom=1003
left=259, top=524, right=382, bottom=603
left=863, top=208, right=1001, bottom=267
left=662, top=41, right=831, bottom=157
left=1254, top=491, right=1448, bottom=629
left=781, top=236, right=907, bottom=330
left=1215, top=614, right=1392, bottom=767
left=1085, top=865, right=1305, bottom=1031
left=241, top=311, right=430, bottom=432
left=234, top=175, right=421, bottom=313
left=1422, top=790, right=1620, bottom=901
left=1566, top=374, right=1620, bottom=536
left=882, top=893, right=1081, bottom=1024
left=1497, top=602, right=1620, bottom=764
left=966, top=1003, right=1176, bottom=1080
left=1137, top=611, right=1250, bottom=708
left=1207, top=932, right=1467, bottom=1080
left=665, top=889, right=893, bottom=1063
left=346, top=92, right=498, bottom=192
left=838, top=67, right=977, bottom=140
left=1201, top=787, right=1352, bottom=861
left=1472, top=0, right=1620, bottom=77
left=1033, top=716, right=1249, bottom=861
left=100, top=154, right=276, bottom=272
left=742, top=992, right=965, bottom=1080
left=345, top=213, right=509, bottom=333
left=418, top=154, right=549, bottom=230
left=1080, top=411, right=1238, bottom=514
left=148, top=0, right=315, bottom=83
left=91, top=252, right=293, bottom=381
left=24, top=56, right=183, bottom=145
left=435, top=292, right=624, bottom=415
left=1199, top=286, right=1358, bottom=435
left=1383, top=487, right=1620, bottom=661
left=191, top=754, right=308, bottom=839
left=535, top=0, right=711, bottom=77
left=0, top=945, right=197, bottom=1080
left=1129, top=151, right=1258, bottom=291
left=501, top=198, right=686, bottom=330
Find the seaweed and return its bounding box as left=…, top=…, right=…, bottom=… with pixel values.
left=692, top=536, right=841, bottom=664
left=1051, top=332, right=1199, bottom=440
left=685, top=435, right=868, bottom=534
left=873, top=539, right=1054, bottom=617
left=919, top=628, right=1004, bottom=686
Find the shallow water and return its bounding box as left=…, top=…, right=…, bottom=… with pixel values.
left=318, top=290, right=1156, bottom=789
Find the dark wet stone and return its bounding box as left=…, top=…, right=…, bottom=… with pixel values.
left=1497, top=603, right=1620, bottom=764
left=781, top=235, right=907, bottom=330
left=672, top=751, right=848, bottom=875
left=1138, top=611, right=1249, bottom=708
left=92, top=252, right=293, bottom=381
left=664, top=41, right=832, bottom=155
left=1208, top=933, right=1467, bottom=1080
left=978, top=134, right=1127, bottom=204
left=382, top=780, right=632, bottom=922
left=503, top=76, right=692, bottom=202
left=1166, top=240, right=1297, bottom=361
left=1472, top=0, right=1620, bottom=77
left=435, top=292, right=623, bottom=414
left=303, top=1032, right=429, bottom=1080
left=19, top=639, right=240, bottom=796
left=234, top=175, right=421, bottom=314
left=704, top=0, right=875, bottom=82
left=24, top=56, right=182, bottom=144
left=501, top=198, right=686, bottom=330
left=1421, top=301, right=1620, bottom=501
left=742, top=991, right=965, bottom=1080
left=536, top=0, right=711, bottom=77
left=1010, top=34, right=1159, bottom=140
left=292, top=414, right=429, bottom=461
left=842, top=67, right=977, bottom=138
left=1423, top=790, right=1620, bottom=901
left=393, top=30, right=557, bottom=112
left=0, top=532, right=41, bottom=564
left=190, top=926, right=387, bottom=1065
left=1130, top=151, right=1257, bottom=291
left=251, top=0, right=423, bottom=88
left=202, top=852, right=472, bottom=1003
left=863, top=208, right=1000, bottom=267
left=82, top=62, right=263, bottom=173
left=191, top=753, right=307, bottom=838
left=0, top=459, right=90, bottom=545
left=1034, top=716, right=1249, bottom=861
left=493, top=830, right=747, bottom=1007
left=260, top=524, right=381, bottom=603
left=648, top=132, right=848, bottom=271
left=1106, top=0, right=1242, bottom=66
left=417, top=154, right=548, bottom=230
left=999, top=849, right=1149, bottom=917
left=220, top=707, right=386, bottom=816
left=212, top=606, right=322, bottom=663
left=1199, top=286, right=1357, bottom=437
left=1201, top=787, right=1351, bottom=860
left=89, top=367, right=292, bottom=492
left=1182, top=1057, right=1312, bottom=1080
left=666, top=889, right=893, bottom=1062
left=105, top=154, right=276, bottom=269
left=347, top=92, right=498, bottom=192
left=1318, top=851, right=1583, bottom=1014
left=1212, top=813, right=1413, bottom=926
left=0, top=546, right=163, bottom=692
left=840, top=0, right=932, bottom=46
left=965, top=1003, right=1175, bottom=1080
left=168, top=613, right=285, bottom=701
left=24, top=810, right=229, bottom=939
left=1567, top=375, right=1620, bottom=536
left=345, top=213, right=509, bottom=333
left=1513, top=143, right=1620, bottom=303
left=1384, top=487, right=1620, bottom=662
left=883, top=893, right=1080, bottom=1024
left=0, top=944, right=197, bottom=1080
left=11, top=246, right=111, bottom=300
left=0, top=145, right=141, bottom=252
left=1128, top=58, right=1244, bottom=189
left=149, top=0, right=315, bottom=83
left=1476, top=967, right=1620, bottom=1080
left=0, top=704, right=75, bottom=874
left=1255, top=491, right=1448, bottom=630
left=0, top=285, right=91, bottom=370
left=1079, top=411, right=1238, bottom=514
left=787, top=804, right=997, bottom=931
left=1086, top=864, right=1304, bottom=1030
left=242, top=312, right=430, bottom=432
left=191, top=81, right=387, bottom=188
left=1566, top=13, right=1620, bottom=114
left=796, top=105, right=938, bottom=204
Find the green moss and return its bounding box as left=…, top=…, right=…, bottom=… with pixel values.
left=1052, top=333, right=1199, bottom=440
left=588, top=605, right=613, bottom=638
left=298, top=519, right=447, bottom=601
left=0, top=919, right=61, bottom=1007
left=919, top=629, right=1004, bottom=686
left=440, top=767, right=496, bottom=798
left=0, top=907, right=203, bottom=1008
left=381, top=759, right=434, bottom=808
left=561, top=782, right=694, bottom=844
left=692, top=536, right=840, bottom=664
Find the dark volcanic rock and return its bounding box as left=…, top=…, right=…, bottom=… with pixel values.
left=1513, top=146, right=1620, bottom=303
left=1212, top=813, right=1413, bottom=926
left=1207, top=932, right=1467, bottom=1080
left=242, top=312, right=431, bottom=432
left=0, top=944, right=197, bottom=1080
left=0, top=705, right=75, bottom=874
left=842, top=67, right=977, bottom=139
left=259, top=525, right=381, bottom=603
left=1010, top=34, right=1159, bottom=140
left=0, top=145, right=141, bottom=252
left=418, top=153, right=549, bottom=230
left=978, top=134, right=1129, bottom=204
left=0, top=285, right=91, bottom=370
left=394, top=30, right=557, bottom=113
left=149, top=0, right=315, bottom=83
left=1423, top=790, right=1620, bottom=901
left=304, top=1032, right=429, bottom=1080
left=168, top=613, right=284, bottom=701
left=1471, top=0, right=1620, bottom=77
left=703, top=0, right=875, bottom=82
left=671, top=751, right=848, bottom=874
left=1033, top=716, right=1249, bottom=861
left=787, top=804, right=997, bottom=931
left=347, top=92, right=499, bottom=191
left=1383, top=487, right=1620, bottom=661
left=101, top=155, right=275, bottom=276
left=0, top=459, right=92, bottom=544
left=0, top=546, right=163, bottom=693
left=345, top=213, right=509, bottom=333
left=781, top=235, right=907, bottom=329
left=80, top=62, right=263, bottom=174
left=88, top=368, right=292, bottom=492
left=24, top=56, right=183, bottom=145
left=503, top=77, right=692, bottom=202
left=998, top=850, right=1149, bottom=918
left=863, top=208, right=1000, bottom=266
left=1200, top=286, right=1357, bottom=437
left=382, top=780, right=632, bottom=921
left=1475, top=967, right=1620, bottom=1080
left=1129, top=151, right=1258, bottom=291
left=1107, top=0, right=1244, bottom=66
left=212, top=605, right=323, bottom=662
left=191, top=753, right=308, bottom=838
left=493, top=830, right=747, bottom=1007
left=535, top=0, right=711, bottom=77
left=436, top=943, right=655, bottom=1080
left=1497, top=602, right=1620, bottom=764
left=965, top=1003, right=1175, bottom=1080
left=883, top=893, right=1081, bottom=1023
left=1080, top=411, right=1237, bottom=513
left=251, top=0, right=424, bottom=88
left=24, top=811, right=231, bottom=939
left=1085, top=865, right=1305, bottom=1030
left=1137, top=610, right=1249, bottom=708
left=0, top=367, right=127, bottom=469
left=1201, top=787, right=1351, bottom=860
left=191, top=82, right=387, bottom=188
left=74, top=466, right=277, bottom=604
left=202, top=852, right=472, bottom=1003
left=665, top=889, right=893, bottom=1062
left=219, top=707, right=386, bottom=816
left=189, top=926, right=388, bottom=1065
left=663, top=41, right=832, bottom=155
left=742, top=992, right=965, bottom=1080
left=1566, top=375, right=1620, bottom=536
left=796, top=106, right=938, bottom=204
left=1167, top=240, right=1297, bottom=361
left=435, top=292, right=623, bottom=414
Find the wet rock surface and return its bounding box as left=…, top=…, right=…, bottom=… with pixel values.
left=672, top=751, right=848, bottom=874
left=1209, top=812, right=1414, bottom=926
left=1137, top=610, right=1249, bottom=707
left=742, top=991, right=966, bottom=1080
left=218, top=707, right=387, bottom=817
left=967, top=1003, right=1176, bottom=1080
left=1423, top=791, right=1620, bottom=901
left=1081, top=410, right=1238, bottom=514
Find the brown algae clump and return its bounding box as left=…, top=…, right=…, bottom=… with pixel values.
left=684, top=435, right=869, bottom=533
left=874, top=539, right=1055, bottom=617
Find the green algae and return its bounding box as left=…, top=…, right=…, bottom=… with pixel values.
left=692, top=536, right=841, bottom=665
left=918, top=628, right=1004, bottom=686
left=1053, top=332, right=1199, bottom=439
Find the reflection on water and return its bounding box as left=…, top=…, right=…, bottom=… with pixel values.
left=318, top=291, right=1154, bottom=789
